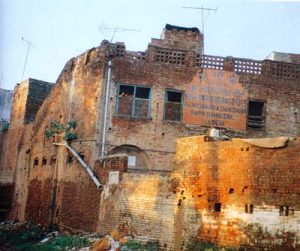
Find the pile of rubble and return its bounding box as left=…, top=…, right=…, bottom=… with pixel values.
left=0, top=221, right=158, bottom=251
left=92, top=230, right=128, bottom=251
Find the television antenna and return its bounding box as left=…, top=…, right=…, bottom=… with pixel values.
left=21, top=36, right=36, bottom=82
left=183, top=6, right=217, bottom=54
left=98, top=22, right=141, bottom=43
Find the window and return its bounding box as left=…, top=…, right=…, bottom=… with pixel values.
left=128, top=155, right=136, bottom=168
left=33, top=157, right=39, bottom=167
left=79, top=154, right=85, bottom=161
left=245, top=204, right=254, bottom=214
left=77, top=153, right=85, bottom=163
left=214, top=203, right=222, bottom=212
left=164, top=90, right=183, bottom=121
left=67, top=155, right=73, bottom=164
left=247, top=100, right=266, bottom=129
left=42, top=157, right=47, bottom=166
left=279, top=206, right=290, bottom=216
left=116, top=84, right=151, bottom=118
left=50, top=156, right=56, bottom=166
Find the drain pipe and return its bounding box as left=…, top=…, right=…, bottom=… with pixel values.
left=54, top=142, right=102, bottom=189
left=101, top=60, right=112, bottom=157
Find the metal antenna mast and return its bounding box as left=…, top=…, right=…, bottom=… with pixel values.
left=21, top=36, right=36, bottom=82
left=98, top=22, right=140, bottom=43
left=183, top=6, right=217, bottom=54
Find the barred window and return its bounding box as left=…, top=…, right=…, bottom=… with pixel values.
left=116, top=84, right=151, bottom=118
left=164, top=90, right=183, bottom=121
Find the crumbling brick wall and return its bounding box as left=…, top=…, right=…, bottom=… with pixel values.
left=98, top=173, right=177, bottom=250
left=172, top=136, right=300, bottom=250
left=14, top=46, right=109, bottom=223
left=56, top=155, right=127, bottom=232
left=25, top=145, right=128, bottom=232
left=24, top=79, right=53, bottom=124
left=25, top=178, right=53, bottom=225
left=0, top=79, right=53, bottom=221
left=19, top=135, right=300, bottom=250
left=240, top=72, right=300, bottom=138
left=0, top=41, right=118, bottom=224
left=1, top=82, right=30, bottom=186
left=150, top=24, right=203, bottom=54
left=98, top=137, right=300, bottom=250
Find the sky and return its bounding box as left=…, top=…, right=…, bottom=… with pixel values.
left=0, top=0, right=300, bottom=90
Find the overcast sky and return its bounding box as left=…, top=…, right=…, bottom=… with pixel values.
left=1, top=0, right=300, bottom=90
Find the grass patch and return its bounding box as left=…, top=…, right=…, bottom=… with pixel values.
left=185, top=240, right=237, bottom=251
left=121, top=240, right=159, bottom=251
left=0, top=223, right=89, bottom=251
left=29, top=235, right=89, bottom=251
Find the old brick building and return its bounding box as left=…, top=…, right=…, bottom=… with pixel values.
left=101, top=24, right=299, bottom=172
left=0, top=24, right=300, bottom=249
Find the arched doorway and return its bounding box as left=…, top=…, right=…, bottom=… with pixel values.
left=108, top=144, right=149, bottom=171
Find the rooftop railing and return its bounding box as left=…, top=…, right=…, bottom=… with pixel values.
left=112, top=42, right=300, bottom=81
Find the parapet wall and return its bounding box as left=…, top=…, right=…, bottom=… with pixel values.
left=114, top=42, right=300, bottom=82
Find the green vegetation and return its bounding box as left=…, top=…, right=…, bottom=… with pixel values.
left=121, top=240, right=159, bottom=251
left=1, top=223, right=237, bottom=251
left=30, top=235, right=88, bottom=251
left=0, top=223, right=88, bottom=251
left=45, top=120, right=78, bottom=142
left=185, top=240, right=237, bottom=251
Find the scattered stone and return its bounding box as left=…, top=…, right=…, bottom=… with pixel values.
left=119, top=236, right=129, bottom=245
left=93, top=237, right=111, bottom=251
left=40, top=237, right=50, bottom=243
left=79, top=247, right=90, bottom=251
left=92, top=233, right=124, bottom=251
left=111, top=230, right=121, bottom=241
left=48, top=231, right=59, bottom=237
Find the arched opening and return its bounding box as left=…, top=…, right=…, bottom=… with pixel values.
left=42, top=157, right=47, bottom=166
left=108, top=145, right=149, bottom=171
left=50, top=155, right=56, bottom=166
left=33, top=157, right=39, bottom=168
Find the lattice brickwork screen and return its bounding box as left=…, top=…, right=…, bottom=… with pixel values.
left=234, top=59, right=262, bottom=75
left=116, top=44, right=125, bottom=57
left=155, top=49, right=186, bottom=65
left=270, top=61, right=300, bottom=80
left=196, top=55, right=224, bottom=70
